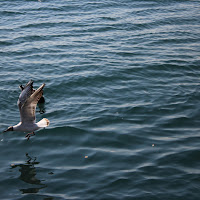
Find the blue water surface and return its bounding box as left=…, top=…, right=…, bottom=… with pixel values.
left=0, top=0, right=200, bottom=199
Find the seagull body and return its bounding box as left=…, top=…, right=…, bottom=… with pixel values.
left=4, top=80, right=50, bottom=140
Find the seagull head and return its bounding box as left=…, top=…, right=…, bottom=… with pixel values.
left=3, top=126, right=13, bottom=133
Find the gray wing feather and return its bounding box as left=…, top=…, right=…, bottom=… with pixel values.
left=19, top=82, right=45, bottom=123
left=18, top=80, right=33, bottom=110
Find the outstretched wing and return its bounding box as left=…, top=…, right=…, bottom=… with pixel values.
left=18, top=80, right=33, bottom=111
left=18, top=82, right=45, bottom=124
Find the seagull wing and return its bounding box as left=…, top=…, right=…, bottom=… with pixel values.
left=19, top=82, right=45, bottom=124
left=18, top=80, right=34, bottom=111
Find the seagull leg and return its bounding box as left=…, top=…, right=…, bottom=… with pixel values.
left=25, top=132, right=35, bottom=140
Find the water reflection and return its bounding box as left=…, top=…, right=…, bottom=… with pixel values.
left=11, top=153, right=46, bottom=194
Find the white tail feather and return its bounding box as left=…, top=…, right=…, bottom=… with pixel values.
left=37, top=118, right=50, bottom=128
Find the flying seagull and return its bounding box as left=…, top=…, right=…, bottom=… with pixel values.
left=3, top=80, right=50, bottom=140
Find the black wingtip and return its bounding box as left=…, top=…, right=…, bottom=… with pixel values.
left=19, top=85, right=24, bottom=91
left=25, top=80, right=34, bottom=87
left=29, top=80, right=34, bottom=84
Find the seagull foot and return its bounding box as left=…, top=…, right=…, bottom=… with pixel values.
left=25, top=132, right=35, bottom=140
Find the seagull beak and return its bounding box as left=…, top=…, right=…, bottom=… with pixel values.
left=3, top=128, right=9, bottom=133
left=3, top=126, right=13, bottom=133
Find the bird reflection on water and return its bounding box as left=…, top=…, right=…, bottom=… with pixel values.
left=11, top=153, right=46, bottom=194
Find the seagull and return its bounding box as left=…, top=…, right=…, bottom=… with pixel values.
left=3, top=80, right=50, bottom=140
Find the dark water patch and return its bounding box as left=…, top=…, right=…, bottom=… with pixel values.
left=0, top=40, right=14, bottom=47
left=156, top=149, right=200, bottom=168
left=0, top=10, right=26, bottom=16
left=43, top=126, right=87, bottom=136
left=20, top=21, right=73, bottom=29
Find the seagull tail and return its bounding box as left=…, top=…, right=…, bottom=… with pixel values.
left=37, top=118, right=50, bottom=128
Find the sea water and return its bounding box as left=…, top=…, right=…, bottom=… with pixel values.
left=0, top=0, right=200, bottom=199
